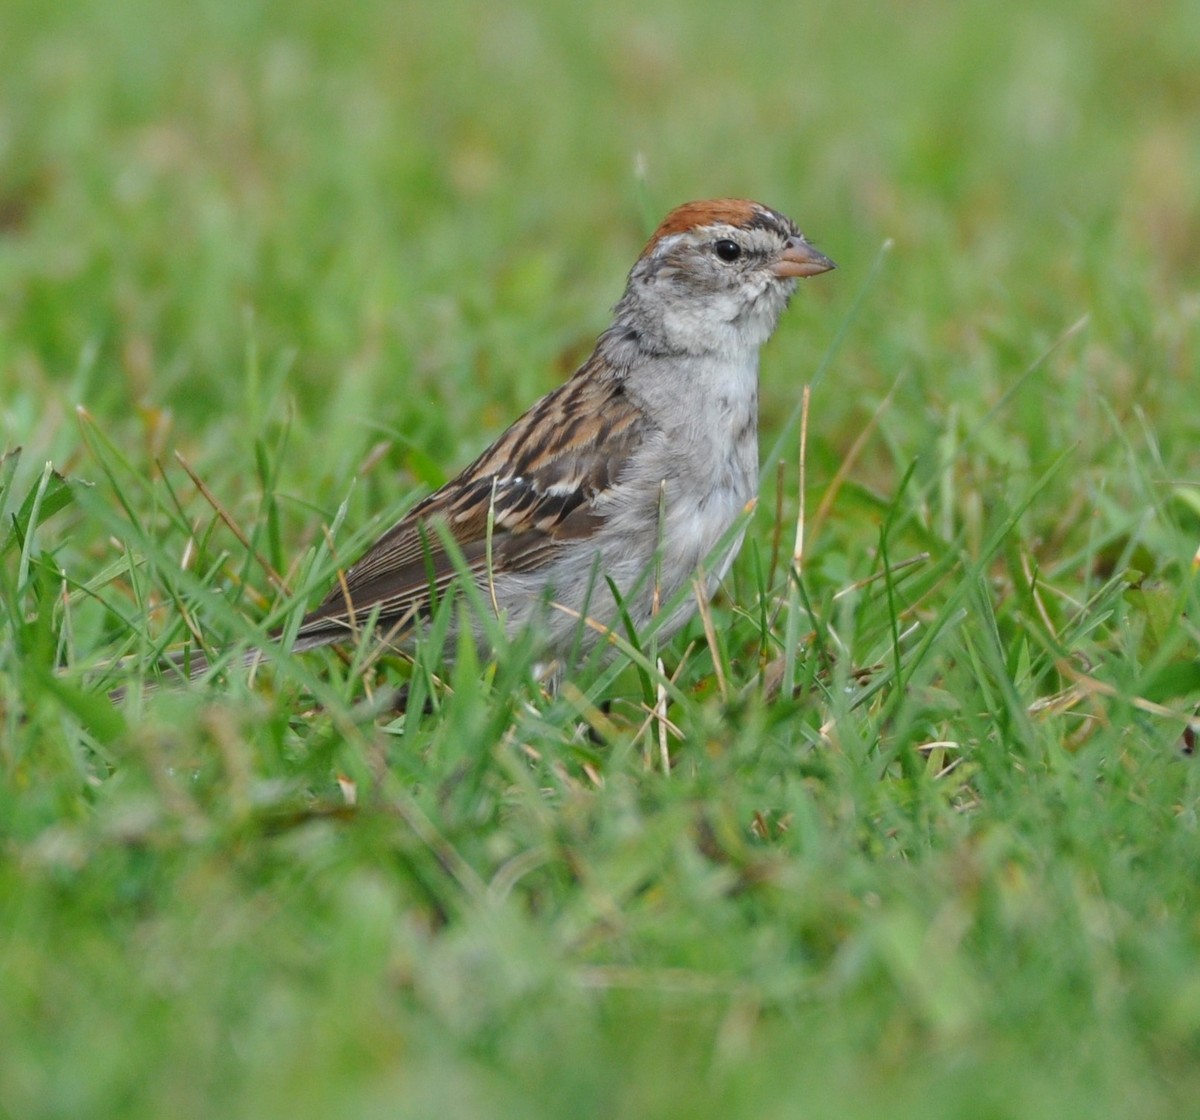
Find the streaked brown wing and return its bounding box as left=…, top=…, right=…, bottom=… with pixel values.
left=292, top=362, right=650, bottom=648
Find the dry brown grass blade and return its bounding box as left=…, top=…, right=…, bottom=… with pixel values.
left=692, top=571, right=729, bottom=702
left=793, top=383, right=811, bottom=572
left=174, top=450, right=289, bottom=595
left=808, top=369, right=907, bottom=550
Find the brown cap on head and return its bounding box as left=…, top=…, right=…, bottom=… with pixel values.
left=645, top=199, right=770, bottom=250
left=641, top=199, right=833, bottom=275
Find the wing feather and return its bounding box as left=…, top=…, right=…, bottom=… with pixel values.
left=293, top=361, right=649, bottom=648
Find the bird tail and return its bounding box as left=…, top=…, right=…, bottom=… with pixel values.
left=106, top=644, right=266, bottom=702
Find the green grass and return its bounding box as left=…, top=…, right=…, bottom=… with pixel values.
left=3, top=0, right=1200, bottom=1116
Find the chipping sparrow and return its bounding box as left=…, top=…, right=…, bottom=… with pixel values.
left=153, top=199, right=833, bottom=684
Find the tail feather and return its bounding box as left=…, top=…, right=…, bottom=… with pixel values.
left=107, top=601, right=417, bottom=703
left=107, top=643, right=265, bottom=702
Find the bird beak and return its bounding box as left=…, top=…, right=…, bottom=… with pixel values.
left=772, top=237, right=836, bottom=279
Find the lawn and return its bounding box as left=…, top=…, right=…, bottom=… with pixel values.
left=2, top=0, right=1200, bottom=1116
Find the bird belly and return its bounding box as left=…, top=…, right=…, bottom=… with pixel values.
left=489, top=446, right=755, bottom=658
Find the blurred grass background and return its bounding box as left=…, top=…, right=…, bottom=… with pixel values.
left=2, top=0, right=1200, bottom=1117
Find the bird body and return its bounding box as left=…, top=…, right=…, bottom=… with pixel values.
left=143, top=199, right=834, bottom=686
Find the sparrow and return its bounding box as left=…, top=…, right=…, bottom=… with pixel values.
left=144, top=199, right=833, bottom=687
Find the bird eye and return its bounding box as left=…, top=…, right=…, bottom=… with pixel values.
left=713, top=239, right=742, bottom=262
